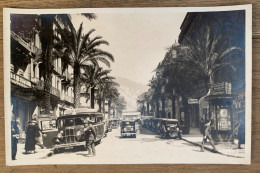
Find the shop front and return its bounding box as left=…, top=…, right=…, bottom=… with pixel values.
left=205, top=82, right=235, bottom=142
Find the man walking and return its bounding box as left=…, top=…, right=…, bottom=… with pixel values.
left=84, top=120, right=96, bottom=156
left=201, top=119, right=217, bottom=152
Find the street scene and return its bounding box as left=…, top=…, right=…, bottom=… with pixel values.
left=6, top=6, right=249, bottom=165
left=13, top=123, right=245, bottom=164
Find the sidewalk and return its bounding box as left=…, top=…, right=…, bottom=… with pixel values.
left=182, top=127, right=245, bottom=158
left=14, top=143, right=52, bottom=161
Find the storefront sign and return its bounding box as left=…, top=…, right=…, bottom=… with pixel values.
left=211, top=82, right=231, bottom=95
left=188, top=99, right=199, bottom=104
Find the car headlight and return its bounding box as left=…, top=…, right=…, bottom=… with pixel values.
left=57, top=133, right=62, bottom=138
left=76, top=131, right=81, bottom=136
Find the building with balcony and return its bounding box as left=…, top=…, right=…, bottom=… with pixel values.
left=10, top=15, right=74, bottom=136
left=178, top=11, right=245, bottom=141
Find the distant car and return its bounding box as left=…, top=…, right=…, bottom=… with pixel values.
left=160, top=119, right=182, bottom=139
left=111, top=119, right=119, bottom=129
left=121, top=120, right=136, bottom=138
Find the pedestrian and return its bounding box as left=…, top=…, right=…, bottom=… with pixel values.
left=84, top=120, right=96, bottom=156
left=11, top=120, right=19, bottom=160
left=25, top=118, right=44, bottom=154
left=201, top=119, right=217, bottom=152
left=11, top=103, right=19, bottom=160
left=32, top=119, right=45, bottom=149
left=238, top=118, right=245, bottom=149
left=25, top=120, right=36, bottom=154
left=199, top=118, right=205, bottom=134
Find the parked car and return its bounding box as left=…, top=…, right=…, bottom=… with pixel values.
left=121, top=120, right=136, bottom=138
left=160, top=119, right=182, bottom=139
left=111, top=119, right=119, bottom=129
left=52, top=108, right=105, bottom=153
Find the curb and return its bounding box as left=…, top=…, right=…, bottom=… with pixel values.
left=182, top=138, right=244, bottom=158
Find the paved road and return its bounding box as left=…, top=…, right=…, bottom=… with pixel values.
left=11, top=124, right=245, bottom=165
left=43, top=124, right=245, bottom=164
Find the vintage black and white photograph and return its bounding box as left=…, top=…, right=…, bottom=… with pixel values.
left=3, top=5, right=252, bottom=165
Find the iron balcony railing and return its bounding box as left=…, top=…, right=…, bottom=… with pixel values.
left=65, top=94, right=74, bottom=103
left=31, top=77, right=60, bottom=98
left=31, top=77, right=44, bottom=90
left=11, top=31, right=41, bottom=55
left=50, top=86, right=60, bottom=98
left=11, top=72, right=32, bottom=88
left=11, top=31, right=31, bottom=52
left=61, top=93, right=74, bottom=103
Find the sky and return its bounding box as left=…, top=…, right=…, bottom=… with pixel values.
left=71, top=12, right=186, bottom=85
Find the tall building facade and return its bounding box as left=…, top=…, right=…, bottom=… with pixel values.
left=178, top=11, right=245, bottom=140
left=10, top=15, right=74, bottom=138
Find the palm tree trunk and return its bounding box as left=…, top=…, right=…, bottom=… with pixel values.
left=73, top=64, right=81, bottom=108
left=147, top=102, right=150, bottom=115
left=90, top=87, right=95, bottom=109
left=108, top=100, right=111, bottom=119
left=98, top=98, right=102, bottom=112
left=171, top=94, right=176, bottom=119
left=102, top=97, right=105, bottom=113
left=156, top=100, right=160, bottom=118
left=43, top=46, right=52, bottom=115
left=182, top=96, right=190, bottom=132
left=161, top=96, right=165, bottom=118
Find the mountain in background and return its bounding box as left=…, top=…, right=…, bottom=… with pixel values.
left=115, top=76, right=149, bottom=111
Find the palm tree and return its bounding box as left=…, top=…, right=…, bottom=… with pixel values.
left=82, top=65, right=114, bottom=109
left=96, top=78, right=119, bottom=113
left=137, top=91, right=152, bottom=116
left=54, top=15, right=114, bottom=108
left=103, top=84, right=120, bottom=119
left=38, top=14, right=59, bottom=114
left=177, top=24, right=244, bottom=94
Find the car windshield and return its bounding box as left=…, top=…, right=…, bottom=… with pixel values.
left=122, top=122, right=134, bottom=126
left=166, top=121, right=177, bottom=125
left=64, top=119, right=75, bottom=126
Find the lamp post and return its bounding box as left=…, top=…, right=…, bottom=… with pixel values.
left=172, top=88, right=176, bottom=119
left=161, top=85, right=165, bottom=118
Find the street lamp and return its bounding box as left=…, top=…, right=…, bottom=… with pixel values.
left=161, top=85, right=165, bottom=118
left=172, top=88, right=176, bottom=119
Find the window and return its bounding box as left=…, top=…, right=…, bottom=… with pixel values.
left=218, top=109, right=231, bottom=130
left=65, top=119, right=74, bottom=126
left=96, top=117, right=103, bottom=123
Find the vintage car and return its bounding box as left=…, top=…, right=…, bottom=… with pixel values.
left=160, top=119, right=182, bottom=139
left=38, top=115, right=58, bottom=148
left=141, top=116, right=153, bottom=129
left=110, top=119, right=119, bottom=129
left=52, top=108, right=105, bottom=153
left=151, top=118, right=164, bottom=134
left=121, top=120, right=136, bottom=138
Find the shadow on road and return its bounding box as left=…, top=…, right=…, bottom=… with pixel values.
left=138, top=127, right=156, bottom=135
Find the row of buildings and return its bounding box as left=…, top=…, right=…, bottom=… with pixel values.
left=141, top=11, right=245, bottom=141
left=10, top=16, right=104, bottom=139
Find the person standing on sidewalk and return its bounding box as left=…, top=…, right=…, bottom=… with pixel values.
left=11, top=103, right=20, bottom=160
left=32, top=119, right=45, bottom=149
left=25, top=120, right=36, bottom=154
left=11, top=119, right=19, bottom=160
left=84, top=120, right=96, bottom=156
left=201, top=119, right=217, bottom=152
left=238, top=118, right=245, bottom=149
